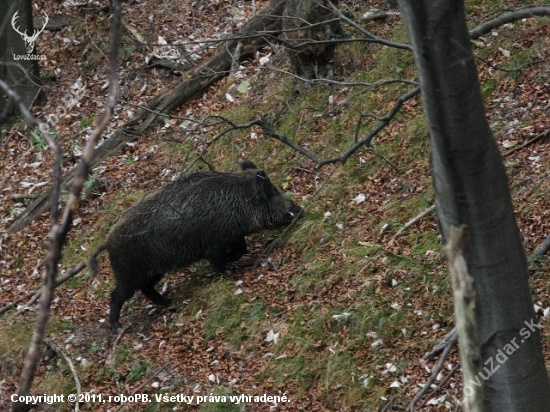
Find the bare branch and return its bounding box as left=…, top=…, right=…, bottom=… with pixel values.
left=0, top=79, right=39, bottom=128
left=416, top=363, right=460, bottom=409
left=532, top=233, right=550, bottom=256
left=469, top=6, right=550, bottom=39
left=43, top=338, right=81, bottom=412
left=112, top=363, right=170, bottom=412
left=187, top=85, right=419, bottom=169
left=263, top=65, right=417, bottom=88
left=0, top=290, right=35, bottom=316
left=257, top=117, right=322, bottom=164
left=258, top=85, right=418, bottom=167
left=11, top=0, right=122, bottom=408
left=389, top=205, right=436, bottom=245
left=318, top=86, right=420, bottom=166
left=423, top=327, right=458, bottom=362
left=106, top=326, right=129, bottom=366
left=409, top=338, right=455, bottom=411
left=503, top=128, right=550, bottom=157
left=327, top=0, right=412, bottom=51
left=8, top=263, right=86, bottom=319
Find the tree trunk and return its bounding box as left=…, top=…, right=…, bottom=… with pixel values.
left=398, top=0, right=550, bottom=410
left=282, top=0, right=342, bottom=80
left=0, top=0, right=43, bottom=126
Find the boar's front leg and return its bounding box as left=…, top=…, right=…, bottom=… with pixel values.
left=226, top=237, right=248, bottom=262
left=207, top=237, right=247, bottom=273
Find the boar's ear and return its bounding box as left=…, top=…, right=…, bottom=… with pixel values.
left=254, top=171, right=273, bottom=201
left=241, top=160, right=258, bottom=170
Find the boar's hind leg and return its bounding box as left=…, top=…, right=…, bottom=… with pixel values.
left=109, top=285, right=135, bottom=331
left=140, top=274, right=171, bottom=306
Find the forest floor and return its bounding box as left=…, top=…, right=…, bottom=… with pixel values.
left=2, top=0, right=550, bottom=411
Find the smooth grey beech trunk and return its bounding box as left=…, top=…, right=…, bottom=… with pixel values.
left=398, top=0, right=550, bottom=410
left=0, top=0, right=42, bottom=125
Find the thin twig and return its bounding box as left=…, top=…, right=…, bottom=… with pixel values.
left=258, top=87, right=421, bottom=167
left=258, top=117, right=321, bottom=164
left=327, top=0, right=412, bottom=51
left=183, top=86, right=420, bottom=170
left=43, top=337, right=81, bottom=412
left=261, top=66, right=418, bottom=88
left=113, top=362, right=170, bottom=412
left=11, top=0, right=121, bottom=409
left=0, top=290, right=36, bottom=316
left=318, top=87, right=421, bottom=166
left=10, top=292, right=41, bottom=319
left=106, top=326, right=130, bottom=366
left=389, top=205, right=436, bottom=245
left=0, top=79, right=39, bottom=128
left=503, top=128, right=550, bottom=157
left=9, top=263, right=86, bottom=319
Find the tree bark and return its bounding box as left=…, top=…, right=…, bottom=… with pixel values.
left=282, top=0, right=342, bottom=80
left=0, top=0, right=43, bottom=126
left=398, top=0, right=550, bottom=410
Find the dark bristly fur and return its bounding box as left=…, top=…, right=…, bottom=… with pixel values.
left=90, top=161, right=304, bottom=330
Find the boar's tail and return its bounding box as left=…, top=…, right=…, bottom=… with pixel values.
left=89, top=243, right=108, bottom=277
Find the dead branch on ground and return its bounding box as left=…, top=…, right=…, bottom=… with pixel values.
left=469, top=6, right=550, bottom=39
left=6, top=263, right=85, bottom=318
left=532, top=234, right=550, bottom=256
left=113, top=363, right=170, bottom=412
left=408, top=339, right=456, bottom=411
left=0, top=290, right=36, bottom=316
left=415, top=363, right=460, bottom=409
left=503, top=128, right=550, bottom=157
left=423, top=328, right=458, bottom=362
left=43, top=337, right=81, bottom=412
left=389, top=205, right=436, bottom=245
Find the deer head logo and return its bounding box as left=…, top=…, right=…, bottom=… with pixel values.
left=12, top=11, right=49, bottom=54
